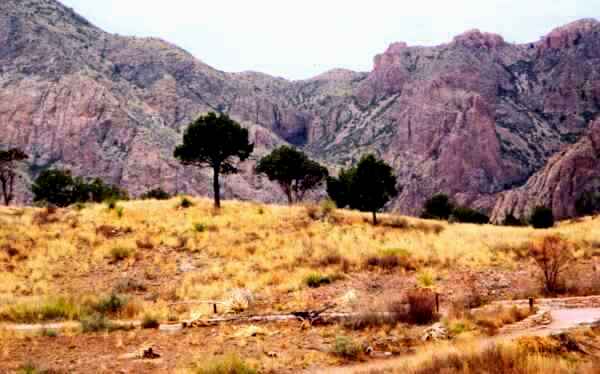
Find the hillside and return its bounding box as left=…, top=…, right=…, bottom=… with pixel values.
left=1, top=0, right=600, bottom=219
left=1, top=199, right=600, bottom=372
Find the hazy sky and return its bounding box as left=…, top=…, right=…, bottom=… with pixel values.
left=60, top=0, right=599, bottom=80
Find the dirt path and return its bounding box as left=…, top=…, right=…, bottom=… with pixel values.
left=306, top=306, right=600, bottom=374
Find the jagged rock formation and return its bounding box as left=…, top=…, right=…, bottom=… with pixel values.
left=492, top=119, right=600, bottom=221
left=0, top=0, right=599, bottom=216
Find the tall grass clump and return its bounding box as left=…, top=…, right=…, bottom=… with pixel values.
left=193, top=353, right=257, bottom=374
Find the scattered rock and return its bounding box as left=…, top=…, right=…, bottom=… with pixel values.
left=421, top=323, right=450, bottom=341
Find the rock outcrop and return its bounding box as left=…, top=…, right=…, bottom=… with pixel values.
left=492, top=119, right=600, bottom=221
left=0, top=0, right=599, bottom=216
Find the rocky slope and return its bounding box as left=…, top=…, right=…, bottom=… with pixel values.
left=0, top=0, right=599, bottom=216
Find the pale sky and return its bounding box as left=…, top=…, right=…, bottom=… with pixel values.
left=59, top=0, right=599, bottom=80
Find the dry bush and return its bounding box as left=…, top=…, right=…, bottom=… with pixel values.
left=32, top=206, right=59, bottom=225
left=411, top=221, right=445, bottom=235
left=96, top=225, right=132, bottom=239
left=136, top=237, right=154, bottom=250
left=407, top=289, right=438, bottom=325
left=529, top=235, right=574, bottom=294
left=471, top=305, right=535, bottom=336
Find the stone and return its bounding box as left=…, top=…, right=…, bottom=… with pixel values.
left=421, top=323, right=450, bottom=341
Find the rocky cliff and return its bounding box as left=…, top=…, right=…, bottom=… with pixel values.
left=1, top=0, right=599, bottom=217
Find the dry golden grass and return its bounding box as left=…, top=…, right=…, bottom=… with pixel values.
left=0, top=198, right=599, bottom=322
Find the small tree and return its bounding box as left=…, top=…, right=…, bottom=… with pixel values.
left=327, top=154, right=397, bottom=225
left=529, top=235, right=573, bottom=294
left=256, top=146, right=328, bottom=204
left=0, top=148, right=28, bottom=206
left=529, top=206, right=555, bottom=229
left=174, top=112, right=254, bottom=208
left=140, top=188, right=171, bottom=200
left=421, top=194, right=454, bottom=220
left=32, top=169, right=78, bottom=207
left=326, top=168, right=355, bottom=209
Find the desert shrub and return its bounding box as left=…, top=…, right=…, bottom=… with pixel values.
left=407, top=289, right=438, bottom=325
left=80, top=313, right=111, bottom=333
left=105, top=199, right=117, bottom=210
left=416, top=269, right=436, bottom=287
left=0, top=297, right=81, bottom=323
left=180, top=197, right=194, bottom=208
left=421, top=194, right=454, bottom=220
left=135, top=237, right=154, bottom=250
left=113, top=278, right=147, bottom=293
left=194, top=354, right=257, bottom=374
left=384, top=217, right=411, bottom=229
left=110, top=247, right=132, bottom=262
left=450, top=206, right=489, bottom=224
left=32, top=206, right=60, bottom=225
left=194, top=223, right=207, bottom=232
left=529, top=206, right=555, bottom=229
left=40, top=328, right=58, bottom=338
left=502, top=213, right=527, bottom=227
left=412, top=221, right=445, bottom=235
left=92, top=294, right=126, bottom=315
left=141, top=314, right=160, bottom=329
left=365, top=255, right=399, bottom=270
left=529, top=235, right=573, bottom=294
left=304, top=272, right=332, bottom=288
left=333, top=335, right=362, bottom=360
left=140, top=188, right=170, bottom=200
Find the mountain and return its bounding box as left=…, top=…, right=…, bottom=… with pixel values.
left=1, top=0, right=599, bottom=219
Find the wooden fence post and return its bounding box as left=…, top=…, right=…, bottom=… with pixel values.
left=213, top=303, right=218, bottom=314
left=435, top=293, right=440, bottom=313
left=529, top=297, right=534, bottom=312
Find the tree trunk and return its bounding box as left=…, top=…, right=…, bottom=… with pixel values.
left=0, top=177, right=10, bottom=206
left=213, top=166, right=221, bottom=209
left=372, top=211, right=378, bottom=225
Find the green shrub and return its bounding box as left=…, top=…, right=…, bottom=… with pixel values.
left=180, top=197, right=194, bottom=208
left=421, top=194, right=454, bottom=220
left=529, top=206, right=555, bottom=229
left=502, top=214, right=527, bottom=227
left=194, top=223, right=207, bottom=232
left=110, top=247, right=132, bottom=262
left=106, top=199, right=117, bottom=210
left=141, top=314, right=160, bottom=329
left=417, top=269, right=436, bottom=287
left=450, top=206, right=489, bottom=224
left=333, top=335, right=362, bottom=359
left=194, top=354, right=257, bottom=374
left=116, top=206, right=124, bottom=218
left=80, top=313, right=111, bottom=333
left=304, top=272, right=332, bottom=288
left=93, top=294, right=126, bottom=315
left=140, top=188, right=171, bottom=200
left=40, top=328, right=58, bottom=338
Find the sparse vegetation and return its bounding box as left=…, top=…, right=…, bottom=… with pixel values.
left=530, top=206, right=555, bottom=229
left=193, top=354, right=257, bottom=374
left=529, top=235, right=573, bottom=294
left=333, top=335, right=362, bottom=360
left=140, top=187, right=171, bottom=200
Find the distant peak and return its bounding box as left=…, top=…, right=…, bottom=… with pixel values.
left=452, top=29, right=506, bottom=49
left=540, top=18, right=600, bottom=51
left=309, top=68, right=361, bottom=81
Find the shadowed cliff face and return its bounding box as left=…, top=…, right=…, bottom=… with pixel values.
left=0, top=0, right=599, bottom=215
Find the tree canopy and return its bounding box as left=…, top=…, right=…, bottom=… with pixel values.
left=174, top=112, right=253, bottom=208
left=256, top=146, right=328, bottom=204
left=32, top=169, right=127, bottom=207
left=0, top=148, right=27, bottom=206
left=421, top=194, right=454, bottom=220
left=327, top=154, right=397, bottom=224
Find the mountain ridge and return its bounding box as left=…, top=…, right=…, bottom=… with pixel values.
left=1, top=0, right=599, bottom=219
